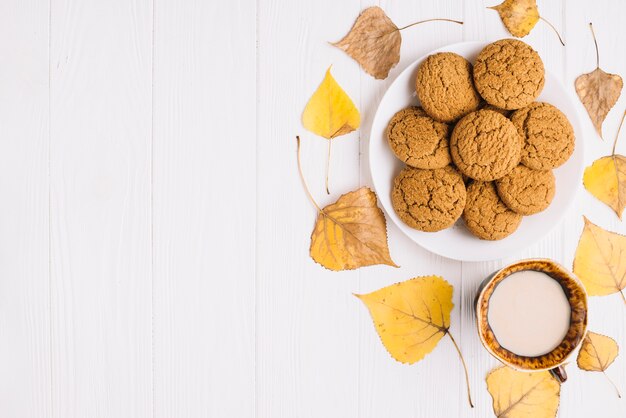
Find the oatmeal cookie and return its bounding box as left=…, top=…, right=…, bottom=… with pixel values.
left=463, top=181, right=522, bottom=240
left=473, top=39, right=545, bottom=110
left=415, top=52, right=482, bottom=123
left=391, top=166, right=466, bottom=232
left=511, top=102, right=575, bottom=170
left=496, top=165, right=555, bottom=215
left=450, top=110, right=521, bottom=181
left=481, top=103, right=511, bottom=118
left=386, top=106, right=451, bottom=169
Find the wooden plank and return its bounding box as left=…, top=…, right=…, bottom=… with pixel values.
left=357, top=1, right=466, bottom=417
left=0, top=0, right=51, bottom=417
left=256, top=0, right=362, bottom=417
left=49, top=0, right=153, bottom=416
left=152, top=1, right=256, bottom=417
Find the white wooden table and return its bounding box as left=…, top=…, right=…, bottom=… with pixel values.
left=0, top=0, right=624, bottom=417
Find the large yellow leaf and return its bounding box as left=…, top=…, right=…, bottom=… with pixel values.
left=486, top=366, right=561, bottom=418
left=301, top=67, right=360, bottom=139
left=583, top=155, right=626, bottom=219
left=573, top=217, right=626, bottom=303
left=310, top=187, right=397, bottom=271
left=577, top=331, right=622, bottom=397
left=332, top=6, right=401, bottom=80
left=355, top=276, right=453, bottom=364
left=488, top=0, right=539, bottom=37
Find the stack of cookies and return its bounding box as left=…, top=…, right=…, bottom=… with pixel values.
left=388, top=39, right=574, bottom=241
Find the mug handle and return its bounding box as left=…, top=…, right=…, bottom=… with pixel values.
left=549, top=366, right=567, bottom=383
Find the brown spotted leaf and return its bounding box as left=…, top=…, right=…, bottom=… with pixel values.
left=332, top=6, right=401, bottom=80
left=489, top=0, right=539, bottom=37
left=576, top=68, right=623, bottom=138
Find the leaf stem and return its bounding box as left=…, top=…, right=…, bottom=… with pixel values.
left=325, top=139, right=332, bottom=195
left=447, top=332, right=474, bottom=408
left=397, top=18, right=463, bottom=31
left=612, top=110, right=626, bottom=156
left=619, top=289, right=626, bottom=305
left=296, top=136, right=323, bottom=213
left=539, top=17, right=565, bottom=46
left=589, top=22, right=600, bottom=68
left=603, top=371, right=622, bottom=398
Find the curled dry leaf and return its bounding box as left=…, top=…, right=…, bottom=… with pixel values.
left=573, top=217, right=626, bottom=303
left=296, top=137, right=396, bottom=271
left=356, top=275, right=473, bottom=407
left=577, top=331, right=621, bottom=398
left=584, top=110, right=626, bottom=219
left=333, top=7, right=463, bottom=80
left=332, top=6, right=401, bottom=80
left=575, top=23, right=623, bottom=138
left=488, top=0, right=539, bottom=37
left=488, top=0, right=564, bottom=45
left=486, top=366, right=560, bottom=418
left=309, top=186, right=397, bottom=271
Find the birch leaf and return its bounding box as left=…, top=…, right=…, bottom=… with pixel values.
left=309, top=187, right=397, bottom=271
left=573, top=217, right=626, bottom=303
left=577, top=331, right=622, bottom=398
left=486, top=366, right=561, bottom=418
left=302, top=66, right=360, bottom=139
left=488, top=0, right=539, bottom=37
left=332, top=6, right=401, bottom=80
left=583, top=155, right=626, bottom=219
left=356, top=276, right=474, bottom=407
left=575, top=23, right=623, bottom=138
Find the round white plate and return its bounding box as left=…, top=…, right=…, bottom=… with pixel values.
left=369, top=41, right=584, bottom=262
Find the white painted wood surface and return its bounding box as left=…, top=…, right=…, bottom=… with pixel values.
left=0, top=0, right=624, bottom=417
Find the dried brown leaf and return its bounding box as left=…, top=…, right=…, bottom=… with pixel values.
left=332, top=6, right=401, bottom=80
left=488, top=0, right=539, bottom=37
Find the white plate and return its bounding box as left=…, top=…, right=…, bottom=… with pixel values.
left=369, top=41, right=584, bottom=262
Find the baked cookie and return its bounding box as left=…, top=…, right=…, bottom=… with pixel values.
left=450, top=110, right=521, bottom=181
left=391, top=166, right=466, bottom=232
left=481, top=103, right=511, bottom=118
left=386, top=106, right=451, bottom=169
left=415, top=52, right=482, bottom=123
left=496, top=165, right=555, bottom=215
left=463, top=181, right=522, bottom=240
left=511, top=102, right=575, bottom=170
left=473, top=39, right=545, bottom=110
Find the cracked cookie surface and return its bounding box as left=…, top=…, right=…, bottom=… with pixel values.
left=511, top=102, right=575, bottom=170
left=463, top=181, right=522, bottom=240
left=496, top=165, right=555, bottom=215
left=386, top=106, right=451, bottom=169
left=391, top=166, right=466, bottom=232
left=415, top=52, right=481, bottom=123
left=450, top=110, right=521, bottom=181
left=473, top=39, right=545, bottom=110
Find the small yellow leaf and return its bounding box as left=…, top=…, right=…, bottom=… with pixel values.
left=573, top=217, right=626, bottom=302
left=302, top=67, right=360, bottom=139
left=355, top=276, right=452, bottom=364
left=577, top=331, right=619, bottom=372
left=486, top=366, right=561, bottom=418
left=577, top=331, right=622, bottom=397
left=583, top=155, right=626, bottom=219
left=310, top=187, right=396, bottom=271
left=489, top=0, right=540, bottom=37
left=332, top=6, right=401, bottom=80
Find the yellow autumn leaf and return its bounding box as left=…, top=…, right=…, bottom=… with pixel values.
left=577, top=331, right=622, bottom=397
left=584, top=155, right=626, bottom=219
left=486, top=366, right=561, bottom=418
left=489, top=0, right=539, bottom=37
left=573, top=217, right=626, bottom=303
left=302, top=67, right=360, bottom=139
left=356, top=276, right=474, bottom=406
left=309, top=186, right=397, bottom=271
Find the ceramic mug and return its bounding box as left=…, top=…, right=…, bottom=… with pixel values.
left=475, top=259, right=588, bottom=382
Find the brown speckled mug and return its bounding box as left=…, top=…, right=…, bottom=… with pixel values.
left=475, top=259, right=588, bottom=382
